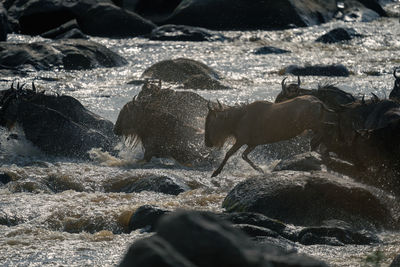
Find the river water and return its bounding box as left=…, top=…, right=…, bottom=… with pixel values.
left=1, top=3, right=400, bottom=266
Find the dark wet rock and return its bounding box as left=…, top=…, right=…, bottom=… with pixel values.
left=7, top=177, right=53, bottom=194
left=72, top=3, right=156, bottom=38
left=390, top=254, right=400, bottom=267
left=0, top=210, right=21, bottom=226
left=0, top=39, right=127, bottom=71
left=283, top=64, right=350, bottom=77
left=253, top=46, right=290, bottom=55
left=40, top=19, right=87, bottom=39
left=44, top=174, right=85, bottom=193
left=114, top=81, right=215, bottom=165
left=222, top=171, right=397, bottom=229
left=6, top=0, right=156, bottom=38
left=128, top=205, right=170, bottom=232
left=341, top=6, right=380, bottom=22
left=316, top=27, right=362, bottom=43
left=297, top=225, right=380, bottom=246
left=233, top=224, right=281, bottom=239
left=141, top=58, right=221, bottom=84
left=124, top=174, right=189, bottom=195
left=273, top=151, right=324, bottom=172
left=0, top=3, right=7, bottom=41
left=148, top=24, right=228, bottom=42
left=163, top=0, right=338, bottom=30
left=119, top=235, right=196, bottom=267
left=0, top=86, right=118, bottom=158
left=0, top=172, right=12, bottom=184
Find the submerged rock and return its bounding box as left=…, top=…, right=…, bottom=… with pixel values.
left=119, top=174, right=189, bottom=195
left=0, top=39, right=127, bottom=71
left=283, top=64, right=350, bottom=77
left=253, top=46, right=290, bottom=55
left=148, top=24, right=228, bottom=42
left=223, top=171, right=397, bottom=230
left=315, top=27, right=362, bottom=43
left=272, top=151, right=324, bottom=172
left=128, top=205, right=170, bottom=232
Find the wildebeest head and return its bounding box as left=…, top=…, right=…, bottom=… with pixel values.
left=113, top=96, right=142, bottom=147
left=389, top=68, right=400, bottom=102
left=275, top=76, right=311, bottom=103
left=204, top=100, right=229, bottom=148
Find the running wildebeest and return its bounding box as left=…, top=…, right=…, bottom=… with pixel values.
left=389, top=68, right=400, bottom=102
left=275, top=77, right=355, bottom=109
left=205, top=95, right=333, bottom=177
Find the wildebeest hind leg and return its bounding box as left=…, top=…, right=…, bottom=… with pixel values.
left=211, top=142, right=242, bottom=177
left=242, top=145, right=263, bottom=173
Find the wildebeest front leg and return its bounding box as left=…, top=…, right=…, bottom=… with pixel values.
left=211, top=142, right=242, bottom=177
left=242, top=145, right=263, bottom=173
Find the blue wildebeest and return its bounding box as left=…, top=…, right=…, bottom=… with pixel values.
left=205, top=95, right=333, bottom=177
left=389, top=68, right=400, bottom=102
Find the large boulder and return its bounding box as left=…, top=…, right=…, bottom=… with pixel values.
left=315, top=28, right=363, bottom=44
left=162, top=0, right=338, bottom=30
left=0, top=3, right=8, bottom=41
left=114, top=81, right=215, bottom=165
left=119, top=210, right=328, bottom=267
left=0, top=84, right=118, bottom=158
left=222, top=171, right=398, bottom=230
left=6, top=0, right=156, bottom=38
left=0, top=39, right=127, bottom=71
left=141, top=58, right=228, bottom=90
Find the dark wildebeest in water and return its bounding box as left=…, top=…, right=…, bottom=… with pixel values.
left=0, top=82, right=117, bottom=158
left=275, top=76, right=355, bottom=108
left=204, top=95, right=333, bottom=177
left=389, top=68, right=400, bottom=102
left=114, top=80, right=213, bottom=165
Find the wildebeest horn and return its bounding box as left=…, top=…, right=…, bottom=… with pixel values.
left=394, top=68, right=399, bottom=79
left=158, top=79, right=162, bottom=88
left=371, top=92, right=379, bottom=102
left=361, top=94, right=365, bottom=104
left=10, top=82, right=14, bottom=90
left=281, top=77, right=288, bottom=92
left=17, top=82, right=25, bottom=90
left=32, top=82, right=36, bottom=92
left=297, top=76, right=301, bottom=86
left=217, top=99, right=223, bottom=110
left=132, top=95, right=137, bottom=101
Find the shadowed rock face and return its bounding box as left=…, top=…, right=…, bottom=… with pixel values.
left=223, top=171, right=397, bottom=230
left=114, top=82, right=214, bottom=165
left=0, top=85, right=117, bottom=158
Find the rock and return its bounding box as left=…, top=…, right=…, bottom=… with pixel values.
left=6, top=0, right=155, bottom=38
left=155, top=211, right=327, bottom=267
left=119, top=235, right=196, bottom=267
left=7, top=177, right=53, bottom=194
left=0, top=39, right=127, bottom=71
left=390, top=255, right=400, bottom=267
left=123, top=0, right=181, bottom=23
left=162, top=0, right=338, bottom=30
left=40, top=19, right=87, bottom=39
left=0, top=172, right=12, bottom=185
left=283, top=64, right=350, bottom=77
left=141, top=58, right=220, bottom=83
left=342, top=6, right=380, bottom=22
left=273, top=152, right=324, bottom=172
left=114, top=81, right=215, bottom=165
left=72, top=3, right=156, bottom=38
left=124, top=174, right=189, bottom=195
left=128, top=205, right=170, bottom=232
left=44, top=174, right=85, bottom=193
left=0, top=85, right=118, bottom=158
left=253, top=46, right=290, bottom=55
left=181, top=74, right=229, bottom=90
left=315, top=27, right=362, bottom=43
left=297, top=225, right=380, bottom=246
left=148, top=24, right=228, bottom=42
left=222, top=171, right=397, bottom=229
left=0, top=3, right=7, bottom=41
